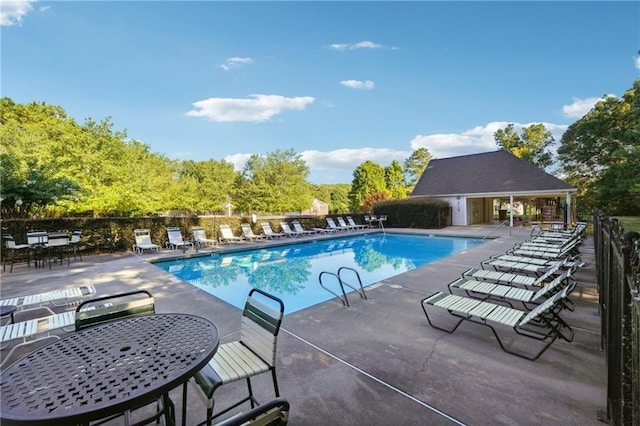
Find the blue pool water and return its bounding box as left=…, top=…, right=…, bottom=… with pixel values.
left=156, top=233, right=484, bottom=314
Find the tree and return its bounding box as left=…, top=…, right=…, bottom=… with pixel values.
left=558, top=79, right=640, bottom=215
left=494, top=123, right=554, bottom=169
left=349, top=161, right=389, bottom=212
left=312, top=184, right=350, bottom=213
left=235, top=149, right=313, bottom=214
left=384, top=160, right=408, bottom=199
left=403, top=147, right=432, bottom=188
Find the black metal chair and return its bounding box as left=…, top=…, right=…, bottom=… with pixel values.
left=2, top=235, right=30, bottom=272
left=192, top=288, right=285, bottom=426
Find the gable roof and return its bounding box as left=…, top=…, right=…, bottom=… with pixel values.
left=411, top=150, right=576, bottom=197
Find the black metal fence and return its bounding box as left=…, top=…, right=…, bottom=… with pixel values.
left=593, top=208, right=640, bottom=425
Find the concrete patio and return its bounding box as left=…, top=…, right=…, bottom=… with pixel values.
left=0, top=225, right=605, bottom=425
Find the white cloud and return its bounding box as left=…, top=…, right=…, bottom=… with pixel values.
left=186, top=94, right=315, bottom=123
left=328, top=40, right=387, bottom=51
left=562, top=96, right=609, bottom=118
left=409, top=121, right=569, bottom=159
left=1, top=0, right=36, bottom=26
left=635, top=55, right=640, bottom=69
left=301, top=148, right=409, bottom=170
left=219, top=57, right=253, bottom=71
left=224, top=153, right=253, bottom=171
left=340, top=80, right=375, bottom=90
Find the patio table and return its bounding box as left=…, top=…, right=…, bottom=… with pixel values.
left=0, top=313, right=219, bottom=426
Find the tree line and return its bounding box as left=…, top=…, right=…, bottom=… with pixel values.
left=1, top=79, right=638, bottom=219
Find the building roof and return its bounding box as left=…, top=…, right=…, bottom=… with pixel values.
left=411, top=150, right=576, bottom=197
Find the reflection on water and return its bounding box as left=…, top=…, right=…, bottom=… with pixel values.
left=157, top=233, right=484, bottom=314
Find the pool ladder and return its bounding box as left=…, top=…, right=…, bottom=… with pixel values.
left=318, top=267, right=367, bottom=307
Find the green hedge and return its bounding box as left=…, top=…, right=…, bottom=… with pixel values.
left=372, top=198, right=450, bottom=228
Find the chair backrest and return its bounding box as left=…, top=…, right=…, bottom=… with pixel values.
left=519, top=283, right=575, bottom=327
left=192, top=226, right=208, bottom=240
left=215, top=397, right=290, bottom=426
left=261, top=222, right=274, bottom=235
left=167, top=227, right=184, bottom=244
left=70, top=230, right=82, bottom=244
left=75, top=290, right=155, bottom=331
left=326, top=218, right=338, bottom=229
left=4, top=235, right=17, bottom=249
left=336, top=217, right=348, bottom=227
left=134, top=229, right=153, bottom=245
left=220, top=224, right=236, bottom=238
left=346, top=216, right=357, bottom=226
left=240, top=288, right=285, bottom=367
left=241, top=224, right=256, bottom=237
left=291, top=222, right=305, bottom=233
left=27, top=231, right=48, bottom=245
left=280, top=223, right=294, bottom=234
left=47, top=232, right=69, bottom=247
left=531, top=269, right=572, bottom=302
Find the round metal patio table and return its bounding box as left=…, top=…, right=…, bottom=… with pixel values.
left=0, top=313, right=219, bottom=426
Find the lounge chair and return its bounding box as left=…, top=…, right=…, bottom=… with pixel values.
left=191, top=288, right=285, bottom=425
left=166, top=226, right=193, bottom=251
left=507, top=245, right=578, bottom=261
left=241, top=223, right=266, bottom=241
left=462, top=262, right=564, bottom=288
left=481, top=255, right=575, bottom=276
left=346, top=216, right=368, bottom=230
left=0, top=285, right=97, bottom=310
left=133, top=229, right=161, bottom=254
left=219, top=224, right=246, bottom=243
left=326, top=217, right=347, bottom=232
left=291, top=221, right=316, bottom=236
left=261, top=222, right=286, bottom=239
left=449, top=268, right=575, bottom=310
left=280, top=222, right=302, bottom=238
left=193, top=226, right=217, bottom=248
left=69, top=229, right=83, bottom=261
left=336, top=217, right=356, bottom=231
left=420, top=283, right=575, bottom=360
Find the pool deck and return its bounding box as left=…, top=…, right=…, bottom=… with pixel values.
left=0, top=225, right=605, bottom=425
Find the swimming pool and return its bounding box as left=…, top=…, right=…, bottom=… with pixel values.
left=156, top=233, right=485, bottom=314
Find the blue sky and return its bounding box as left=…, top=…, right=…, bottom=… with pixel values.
left=2, top=1, right=639, bottom=184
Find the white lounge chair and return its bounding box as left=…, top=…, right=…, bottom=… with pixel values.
left=346, top=216, right=368, bottom=230
left=133, top=229, right=161, bottom=254
left=0, top=285, right=97, bottom=310
left=261, top=222, right=286, bottom=239
left=462, top=262, right=563, bottom=288
left=166, top=227, right=193, bottom=251
left=280, top=222, right=302, bottom=237
left=192, top=226, right=217, bottom=248
left=241, top=223, right=266, bottom=241
left=291, top=221, right=316, bottom=236
left=326, top=217, right=347, bottom=232
left=219, top=224, right=246, bottom=244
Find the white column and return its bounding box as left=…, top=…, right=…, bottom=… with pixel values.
left=565, top=192, right=572, bottom=225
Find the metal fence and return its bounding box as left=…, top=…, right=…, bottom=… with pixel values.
left=593, top=208, right=640, bottom=425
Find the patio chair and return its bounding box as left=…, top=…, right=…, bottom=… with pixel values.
left=74, top=290, right=162, bottom=426
left=133, top=228, right=161, bottom=254
left=214, top=398, right=290, bottom=426
left=166, top=226, right=193, bottom=252
left=279, top=222, right=302, bottom=238
left=241, top=223, right=267, bottom=241
left=44, top=232, right=71, bottom=269
left=481, top=255, right=575, bottom=276
left=193, top=226, right=218, bottom=248
left=261, top=222, right=286, bottom=239
left=69, top=229, right=83, bottom=261
left=336, top=217, right=356, bottom=230
left=462, top=262, right=563, bottom=288
left=449, top=268, right=575, bottom=310
left=2, top=235, right=31, bottom=273
left=507, top=245, right=578, bottom=261
left=192, top=288, right=285, bottom=426
left=325, top=217, right=347, bottom=232
left=420, top=283, right=576, bottom=360
left=346, top=216, right=368, bottom=230
left=219, top=224, right=246, bottom=244
left=0, top=285, right=97, bottom=310
left=291, top=220, right=316, bottom=236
